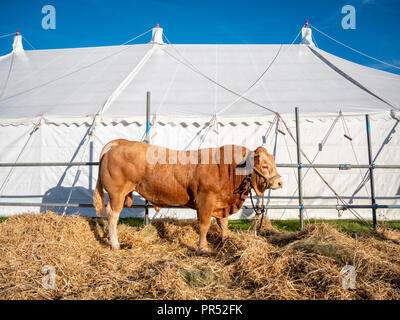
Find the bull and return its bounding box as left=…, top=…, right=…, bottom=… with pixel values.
left=93, top=140, right=282, bottom=255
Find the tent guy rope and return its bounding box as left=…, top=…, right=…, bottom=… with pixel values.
left=310, top=23, right=400, bottom=71
left=21, top=35, right=35, bottom=50
left=0, top=32, right=16, bottom=39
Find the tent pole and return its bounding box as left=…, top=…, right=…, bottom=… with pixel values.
left=295, top=107, right=304, bottom=230
left=366, top=114, right=377, bottom=230
left=144, top=92, right=151, bottom=226
left=89, top=141, right=93, bottom=192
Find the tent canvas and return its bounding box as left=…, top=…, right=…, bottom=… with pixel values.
left=0, top=26, right=399, bottom=220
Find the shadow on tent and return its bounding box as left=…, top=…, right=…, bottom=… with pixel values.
left=39, top=127, right=98, bottom=216
left=40, top=185, right=95, bottom=215
left=40, top=185, right=149, bottom=217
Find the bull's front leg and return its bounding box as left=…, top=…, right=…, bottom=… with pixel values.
left=196, top=193, right=215, bottom=256
left=198, top=214, right=211, bottom=256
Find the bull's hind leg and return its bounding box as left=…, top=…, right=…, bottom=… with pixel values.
left=106, top=193, right=125, bottom=250
left=216, top=216, right=229, bottom=242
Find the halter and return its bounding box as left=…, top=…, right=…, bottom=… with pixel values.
left=246, top=167, right=281, bottom=192
left=246, top=167, right=281, bottom=233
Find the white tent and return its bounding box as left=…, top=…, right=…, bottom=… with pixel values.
left=0, top=26, right=399, bottom=220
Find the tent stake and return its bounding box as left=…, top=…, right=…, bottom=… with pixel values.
left=144, top=92, right=151, bottom=226
left=366, top=114, right=377, bottom=230
left=295, top=107, right=304, bottom=230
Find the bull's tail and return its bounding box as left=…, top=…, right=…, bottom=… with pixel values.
left=93, top=175, right=105, bottom=216
left=93, top=139, right=125, bottom=216
left=99, top=139, right=125, bottom=160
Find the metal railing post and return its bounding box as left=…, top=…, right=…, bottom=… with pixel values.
left=366, top=114, right=377, bottom=230
left=89, top=141, right=93, bottom=192
left=144, top=92, right=151, bottom=226
left=295, top=107, right=304, bottom=230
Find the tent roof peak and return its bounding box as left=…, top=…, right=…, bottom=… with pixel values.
left=150, top=24, right=165, bottom=45
left=12, top=31, right=24, bottom=53
left=300, top=23, right=315, bottom=46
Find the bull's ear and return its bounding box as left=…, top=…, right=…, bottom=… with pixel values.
left=255, top=146, right=267, bottom=155
left=253, top=151, right=260, bottom=166
left=253, top=147, right=263, bottom=165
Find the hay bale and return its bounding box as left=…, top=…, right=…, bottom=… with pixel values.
left=0, top=211, right=399, bottom=300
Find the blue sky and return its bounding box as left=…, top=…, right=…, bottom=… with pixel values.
left=1, top=0, right=400, bottom=74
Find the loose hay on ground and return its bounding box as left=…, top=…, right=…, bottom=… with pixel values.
left=0, top=211, right=399, bottom=300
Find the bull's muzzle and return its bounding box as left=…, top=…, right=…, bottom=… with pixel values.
left=269, top=176, right=283, bottom=190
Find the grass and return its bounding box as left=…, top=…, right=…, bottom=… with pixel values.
left=276, top=219, right=400, bottom=233
left=117, top=217, right=400, bottom=234
left=118, top=217, right=143, bottom=228
left=179, top=267, right=215, bottom=287
left=229, top=218, right=400, bottom=233
left=1, top=215, right=400, bottom=234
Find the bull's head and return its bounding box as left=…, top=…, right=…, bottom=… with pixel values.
left=251, top=146, right=282, bottom=196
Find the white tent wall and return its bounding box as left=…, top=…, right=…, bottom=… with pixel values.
left=0, top=28, right=399, bottom=220
left=0, top=112, right=399, bottom=220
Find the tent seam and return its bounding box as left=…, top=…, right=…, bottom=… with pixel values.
left=308, top=46, right=399, bottom=111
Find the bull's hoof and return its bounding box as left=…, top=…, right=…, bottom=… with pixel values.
left=110, top=243, right=120, bottom=250
left=95, top=210, right=106, bottom=217
left=198, top=248, right=210, bottom=256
